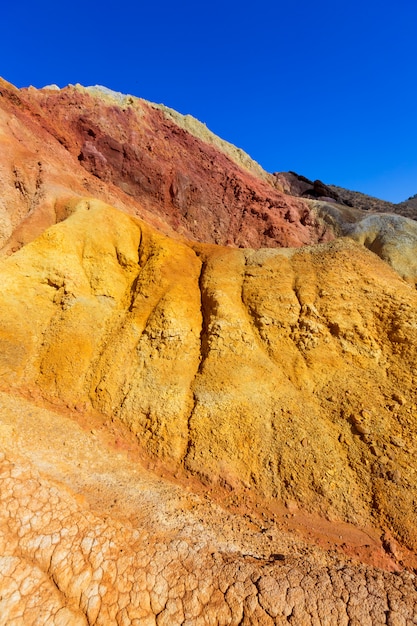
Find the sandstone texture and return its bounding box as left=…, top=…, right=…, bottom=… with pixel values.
left=1, top=80, right=417, bottom=624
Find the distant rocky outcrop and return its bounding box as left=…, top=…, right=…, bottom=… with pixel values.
left=329, top=186, right=417, bottom=220
left=275, top=170, right=417, bottom=220
left=396, top=193, right=417, bottom=219
left=328, top=184, right=397, bottom=213
left=273, top=171, right=348, bottom=204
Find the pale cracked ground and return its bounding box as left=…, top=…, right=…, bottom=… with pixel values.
left=1, top=391, right=417, bottom=625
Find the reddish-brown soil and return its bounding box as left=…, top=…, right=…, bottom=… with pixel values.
left=0, top=78, right=334, bottom=253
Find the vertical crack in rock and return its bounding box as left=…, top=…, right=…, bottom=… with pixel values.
left=239, top=251, right=285, bottom=367
left=183, top=256, right=209, bottom=466
left=29, top=161, right=44, bottom=214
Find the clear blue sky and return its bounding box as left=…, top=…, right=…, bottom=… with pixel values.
left=2, top=0, right=417, bottom=202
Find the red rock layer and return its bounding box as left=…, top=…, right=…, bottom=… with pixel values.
left=0, top=79, right=334, bottom=252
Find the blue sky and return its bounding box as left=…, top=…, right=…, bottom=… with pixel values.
left=2, top=0, right=417, bottom=202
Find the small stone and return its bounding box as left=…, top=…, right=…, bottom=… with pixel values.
left=392, top=393, right=406, bottom=405
left=378, top=455, right=390, bottom=465
left=355, top=422, right=371, bottom=436
left=389, top=470, right=401, bottom=483
left=390, top=436, right=405, bottom=448
left=370, top=444, right=381, bottom=457
left=285, top=499, right=298, bottom=512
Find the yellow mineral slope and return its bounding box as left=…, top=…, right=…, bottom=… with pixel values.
left=1, top=198, right=417, bottom=558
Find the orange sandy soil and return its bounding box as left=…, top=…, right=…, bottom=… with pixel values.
left=8, top=385, right=415, bottom=575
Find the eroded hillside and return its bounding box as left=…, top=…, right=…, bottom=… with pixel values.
left=0, top=78, right=333, bottom=254
left=1, top=79, right=417, bottom=624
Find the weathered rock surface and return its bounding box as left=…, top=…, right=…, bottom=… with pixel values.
left=2, top=198, right=417, bottom=622
left=0, top=79, right=332, bottom=254
left=2, top=79, right=417, bottom=623
left=2, top=392, right=417, bottom=625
